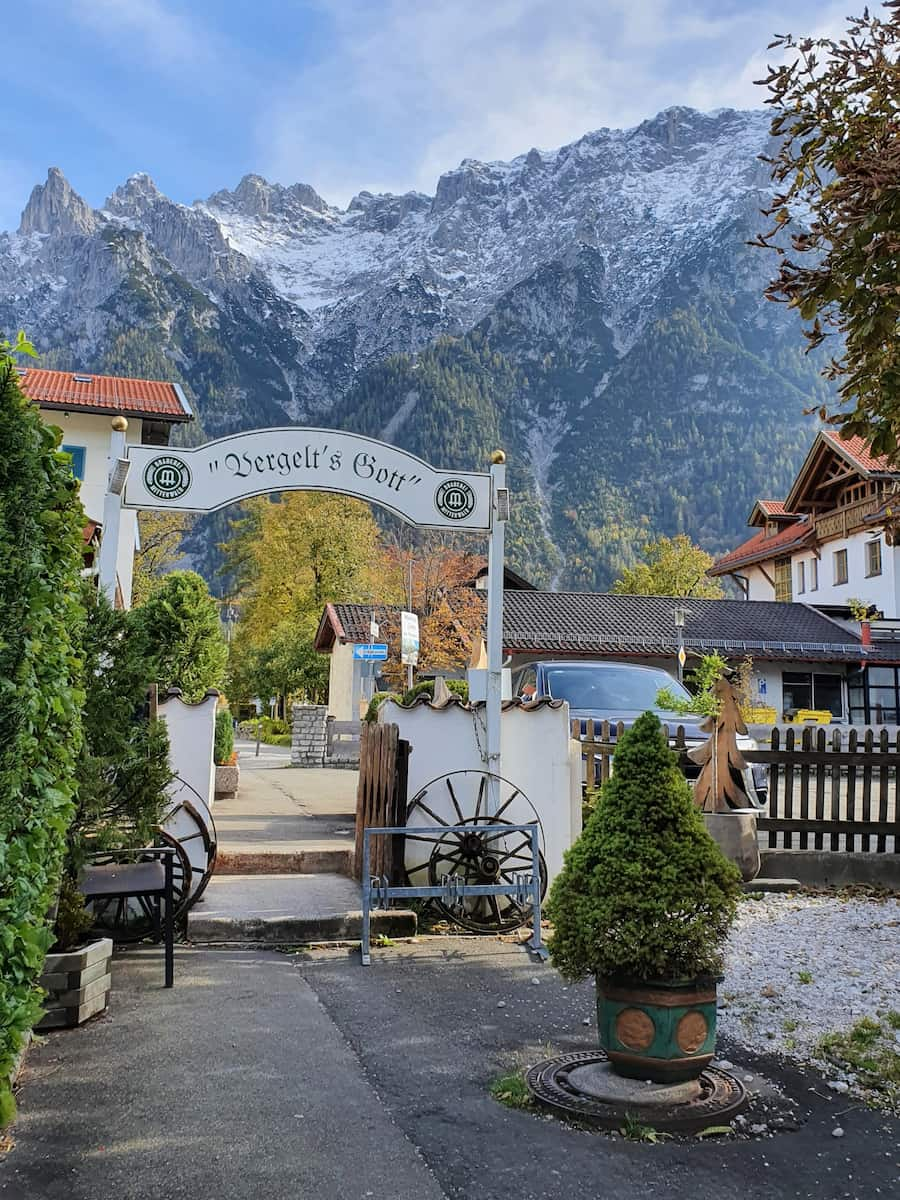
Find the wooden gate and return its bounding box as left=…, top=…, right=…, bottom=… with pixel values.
left=354, top=722, right=410, bottom=881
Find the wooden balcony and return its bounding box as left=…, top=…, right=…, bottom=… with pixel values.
left=814, top=496, right=881, bottom=541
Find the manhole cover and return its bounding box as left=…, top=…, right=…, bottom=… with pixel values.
left=526, top=1050, right=748, bottom=1132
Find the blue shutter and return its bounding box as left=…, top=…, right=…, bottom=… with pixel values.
left=61, top=444, right=86, bottom=480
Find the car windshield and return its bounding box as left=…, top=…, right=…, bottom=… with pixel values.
left=543, top=665, right=692, bottom=711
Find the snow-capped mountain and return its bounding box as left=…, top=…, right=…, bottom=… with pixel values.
left=0, top=107, right=825, bottom=588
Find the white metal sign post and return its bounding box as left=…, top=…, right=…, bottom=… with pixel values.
left=112, top=427, right=508, bottom=809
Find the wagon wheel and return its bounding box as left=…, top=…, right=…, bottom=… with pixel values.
left=161, top=775, right=218, bottom=907
left=86, top=829, right=192, bottom=945
left=404, top=770, right=547, bottom=934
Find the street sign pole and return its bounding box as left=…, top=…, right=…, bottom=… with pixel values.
left=485, top=452, right=507, bottom=817
left=97, top=417, right=129, bottom=604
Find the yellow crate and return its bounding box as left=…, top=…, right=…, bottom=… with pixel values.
left=742, top=705, right=777, bottom=725
left=791, top=709, right=832, bottom=725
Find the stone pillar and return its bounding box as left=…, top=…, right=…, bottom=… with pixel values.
left=291, top=704, right=328, bottom=767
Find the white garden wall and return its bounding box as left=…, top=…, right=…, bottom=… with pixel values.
left=158, top=689, right=218, bottom=811
left=379, top=699, right=581, bottom=885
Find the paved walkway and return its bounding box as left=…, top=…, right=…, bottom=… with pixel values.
left=190, top=741, right=364, bottom=939
left=215, top=741, right=357, bottom=855
left=5, top=940, right=897, bottom=1199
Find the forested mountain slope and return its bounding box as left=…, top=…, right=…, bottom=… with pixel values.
left=0, top=106, right=826, bottom=588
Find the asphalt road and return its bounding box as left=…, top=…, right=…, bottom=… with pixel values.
left=6, top=939, right=896, bottom=1200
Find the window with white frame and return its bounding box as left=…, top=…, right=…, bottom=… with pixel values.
left=810, top=557, right=818, bottom=590
left=866, top=539, right=882, bottom=577
left=833, top=548, right=849, bottom=585
left=797, top=561, right=806, bottom=594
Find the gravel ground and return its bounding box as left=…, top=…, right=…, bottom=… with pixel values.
left=719, top=894, right=900, bottom=1079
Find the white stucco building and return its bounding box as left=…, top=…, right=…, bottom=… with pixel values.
left=20, top=367, right=192, bottom=607
left=710, top=429, right=900, bottom=723
left=711, top=431, right=900, bottom=615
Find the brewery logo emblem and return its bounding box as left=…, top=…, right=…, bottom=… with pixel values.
left=144, top=455, right=192, bottom=500
left=435, top=478, right=477, bottom=520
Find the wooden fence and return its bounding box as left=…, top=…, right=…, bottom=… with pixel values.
left=748, top=726, right=899, bottom=853
left=574, top=719, right=692, bottom=789
left=354, top=723, right=410, bottom=881
left=574, top=720, right=900, bottom=854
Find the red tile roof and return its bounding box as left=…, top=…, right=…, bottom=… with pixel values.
left=18, top=368, right=192, bottom=422
left=757, top=500, right=789, bottom=516
left=709, top=517, right=813, bottom=575
left=822, top=430, right=894, bottom=475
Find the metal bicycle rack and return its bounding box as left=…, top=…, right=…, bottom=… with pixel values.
left=360, top=822, right=547, bottom=966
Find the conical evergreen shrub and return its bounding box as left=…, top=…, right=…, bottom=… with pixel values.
left=547, top=711, right=742, bottom=984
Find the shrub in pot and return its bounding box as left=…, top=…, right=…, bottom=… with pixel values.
left=547, top=711, right=742, bottom=1083
left=214, top=707, right=240, bottom=798
left=214, top=708, right=235, bottom=765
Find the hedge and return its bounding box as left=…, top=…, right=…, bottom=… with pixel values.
left=0, top=342, right=85, bottom=1124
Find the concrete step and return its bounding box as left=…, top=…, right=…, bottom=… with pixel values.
left=188, top=872, right=415, bottom=945
left=744, top=877, right=803, bottom=893
left=215, top=848, right=353, bottom=876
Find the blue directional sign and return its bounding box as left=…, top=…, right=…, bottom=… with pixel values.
left=353, top=643, right=388, bottom=661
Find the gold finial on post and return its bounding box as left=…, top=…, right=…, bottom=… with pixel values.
left=490, top=449, right=506, bottom=464
left=111, top=415, right=128, bottom=432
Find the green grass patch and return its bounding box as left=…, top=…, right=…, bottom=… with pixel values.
left=818, top=1015, right=900, bottom=1111
left=797, top=970, right=813, bottom=984
left=490, top=1070, right=532, bottom=1110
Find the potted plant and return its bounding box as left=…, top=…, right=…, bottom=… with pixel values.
left=38, top=589, right=172, bottom=1029
left=214, top=707, right=240, bottom=800
left=547, top=711, right=742, bottom=1082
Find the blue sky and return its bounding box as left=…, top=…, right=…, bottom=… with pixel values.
left=2, top=0, right=848, bottom=230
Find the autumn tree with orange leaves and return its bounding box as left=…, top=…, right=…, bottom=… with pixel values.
left=377, top=534, right=486, bottom=684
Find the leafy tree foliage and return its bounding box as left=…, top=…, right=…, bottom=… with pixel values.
left=377, top=534, right=486, bottom=684
left=611, top=534, right=724, bottom=598
left=226, top=622, right=328, bottom=709
left=754, top=4, right=900, bottom=458
left=131, top=570, right=227, bottom=701
left=657, top=653, right=753, bottom=717
left=132, top=510, right=194, bottom=605
left=0, top=334, right=85, bottom=1124
left=547, top=712, right=742, bottom=983
left=72, top=588, right=172, bottom=862
left=225, top=493, right=384, bottom=647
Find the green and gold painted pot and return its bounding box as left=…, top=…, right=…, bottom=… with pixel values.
left=596, top=976, right=719, bottom=1083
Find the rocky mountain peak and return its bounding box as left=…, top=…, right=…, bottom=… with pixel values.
left=18, top=167, right=97, bottom=237
left=106, top=172, right=164, bottom=213
left=206, top=173, right=329, bottom=220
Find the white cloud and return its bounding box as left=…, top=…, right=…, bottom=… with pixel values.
left=70, top=0, right=226, bottom=76
left=258, top=0, right=844, bottom=205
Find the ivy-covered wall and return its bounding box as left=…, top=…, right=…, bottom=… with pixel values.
left=0, top=339, right=85, bottom=1124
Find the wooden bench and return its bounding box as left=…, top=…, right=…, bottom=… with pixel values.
left=79, top=846, right=176, bottom=987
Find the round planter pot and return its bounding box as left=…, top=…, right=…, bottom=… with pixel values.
left=704, top=810, right=761, bottom=882
left=596, top=977, right=719, bottom=1083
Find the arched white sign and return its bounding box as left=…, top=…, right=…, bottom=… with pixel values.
left=124, top=427, right=492, bottom=531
